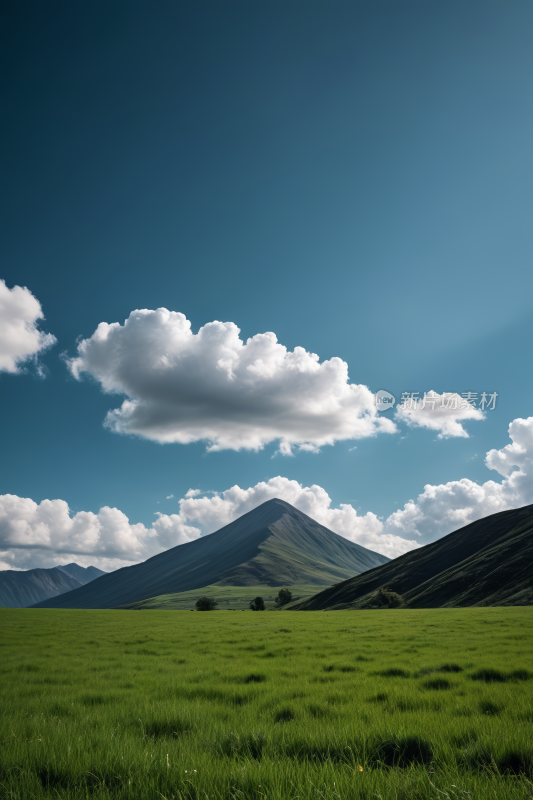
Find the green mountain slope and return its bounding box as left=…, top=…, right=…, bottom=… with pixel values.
left=117, top=583, right=319, bottom=610
left=31, top=499, right=389, bottom=609
left=0, top=564, right=106, bottom=608
left=291, top=503, right=533, bottom=610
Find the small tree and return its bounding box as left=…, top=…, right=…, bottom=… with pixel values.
left=195, top=596, right=218, bottom=611
left=275, top=588, right=292, bottom=606
left=249, top=596, right=265, bottom=611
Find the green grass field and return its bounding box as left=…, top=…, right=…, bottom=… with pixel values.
left=1, top=607, right=532, bottom=800
left=118, top=585, right=317, bottom=610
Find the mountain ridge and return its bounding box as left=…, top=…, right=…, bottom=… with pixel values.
left=291, top=503, right=533, bottom=610
left=0, top=563, right=106, bottom=608
left=31, top=499, right=389, bottom=609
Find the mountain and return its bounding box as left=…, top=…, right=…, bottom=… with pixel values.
left=57, top=563, right=106, bottom=582
left=31, top=499, right=389, bottom=609
left=291, top=503, right=533, bottom=610
left=0, top=563, right=106, bottom=608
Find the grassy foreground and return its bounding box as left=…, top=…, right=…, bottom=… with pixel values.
left=0, top=608, right=532, bottom=800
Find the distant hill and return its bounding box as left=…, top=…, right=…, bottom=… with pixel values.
left=291, top=503, right=533, bottom=610
left=0, top=563, right=107, bottom=608
left=57, top=563, right=106, bottom=583
left=31, top=498, right=389, bottom=609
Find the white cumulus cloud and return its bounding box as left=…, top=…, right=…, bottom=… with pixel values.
left=0, top=279, right=56, bottom=373
left=0, top=495, right=200, bottom=572
left=394, top=391, right=485, bottom=438
left=67, top=308, right=396, bottom=453
left=385, top=415, right=533, bottom=542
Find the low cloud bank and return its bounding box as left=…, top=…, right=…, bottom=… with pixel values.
left=67, top=308, right=396, bottom=453
left=0, top=482, right=414, bottom=572
left=1, top=415, right=531, bottom=572
left=0, top=496, right=200, bottom=573
left=0, top=279, right=56, bottom=373
left=385, top=415, right=533, bottom=541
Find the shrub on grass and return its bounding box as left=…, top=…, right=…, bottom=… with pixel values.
left=250, top=596, right=265, bottom=611
left=373, top=735, right=433, bottom=767
left=377, top=589, right=405, bottom=608
left=195, top=596, right=218, bottom=611
left=362, top=588, right=405, bottom=609
left=275, top=588, right=292, bottom=606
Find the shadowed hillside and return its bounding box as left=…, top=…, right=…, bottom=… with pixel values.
left=32, top=499, right=389, bottom=609
left=291, top=503, right=533, bottom=610
left=0, top=564, right=106, bottom=608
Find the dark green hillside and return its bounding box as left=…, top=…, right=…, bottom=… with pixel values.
left=32, top=499, right=389, bottom=610
left=292, top=503, right=533, bottom=610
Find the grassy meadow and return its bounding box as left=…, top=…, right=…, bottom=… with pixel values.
left=119, top=585, right=318, bottom=610
left=0, top=607, right=532, bottom=800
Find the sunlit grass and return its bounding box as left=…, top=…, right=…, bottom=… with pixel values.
left=0, top=607, right=532, bottom=799
left=118, top=584, right=318, bottom=610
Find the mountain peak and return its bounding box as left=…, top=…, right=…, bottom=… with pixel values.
left=31, top=499, right=389, bottom=609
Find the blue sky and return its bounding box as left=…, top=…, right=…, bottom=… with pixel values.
left=1, top=1, right=533, bottom=570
